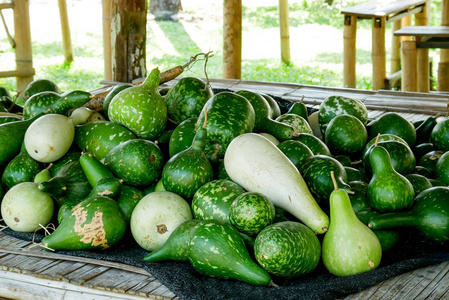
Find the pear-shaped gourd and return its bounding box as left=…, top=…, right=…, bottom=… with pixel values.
left=322, top=171, right=382, bottom=277
left=41, top=196, right=126, bottom=251
left=187, top=219, right=272, bottom=286
left=143, top=219, right=201, bottom=262
left=367, top=144, right=415, bottom=213
left=107, top=68, right=167, bottom=140
left=161, top=110, right=214, bottom=199
left=369, top=186, right=449, bottom=245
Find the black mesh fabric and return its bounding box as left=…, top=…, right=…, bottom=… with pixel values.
left=4, top=227, right=449, bottom=300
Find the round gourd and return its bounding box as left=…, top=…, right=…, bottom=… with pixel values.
left=229, top=192, right=275, bottom=235
left=1, top=182, right=54, bottom=232
left=318, top=95, right=368, bottom=134
left=431, top=117, right=449, bottom=151
left=131, top=191, right=192, bottom=251
left=275, top=114, right=313, bottom=135
left=325, top=114, right=368, bottom=156
left=369, top=112, right=417, bottom=146
left=254, top=221, right=321, bottom=278
left=104, top=139, right=164, bottom=187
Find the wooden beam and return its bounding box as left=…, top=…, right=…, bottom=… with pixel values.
left=343, top=15, right=357, bottom=88
left=102, top=0, right=113, bottom=81
left=279, top=0, right=291, bottom=64
left=223, top=0, right=242, bottom=79
left=0, top=69, right=35, bottom=78
left=58, top=0, right=73, bottom=63
left=13, top=0, right=33, bottom=92
left=110, top=0, right=147, bottom=83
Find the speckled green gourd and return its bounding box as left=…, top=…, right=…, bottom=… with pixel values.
left=1, top=149, right=41, bottom=190
left=318, top=95, right=368, bottom=134
left=187, top=219, right=272, bottom=286
left=107, top=68, right=167, bottom=140
left=431, top=117, right=449, bottom=151
left=196, top=92, right=255, bottom=162
left=38, top=160, right=92, bottom=208
left=116, top=185, right=144, bottom=224
left=369, top=112, right=417, bottom=146
left=75, top=121, right=137, bottom=160
left=300, top=155, right=349, bottom=206
left=162, top=118, right=214, bottom=199
left=22, top=78, right=61, bottom=100
left=363, top=133, right=408, bottom=156
left=363, top=140, right=416, bottom=176
left=276, top=114, right=313, bottom=135
left=104, top=139, right=164, bottom=187
left=42, top=196, right=126, bottom=251
left=277, top=140, right=314, bottom=170
left=0, top=113, right=43, bottom=167
left=164, top=77, right=214, bottom=124
left=367, top=146, right=415, bottom=213
left=254, top=221, right=321, bottom=278
left=144, top=219, right=201, bottom=262
left=191, top=179, right=245, bottom=223
left=325, top=114, right=367, bottom=156
left=102, top=83, right=133, bottom=116
left=322, top=187, right=382, bottom=277
left=235, top=90, right=298, bottom=141
left=292, top=133, right=332, bottom=156
left=168, top=117, right=198, bottom=157
left=229, top=192, right=275, bottom=235
left=369, top=186, right=449, bottom=245
left=286, top=101, right=308, bottom=121
left=23, top=90, right=91, bottom=119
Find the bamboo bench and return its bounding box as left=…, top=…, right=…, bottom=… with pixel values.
left=341, top=0, right=428, bottom=90
left=394, top=25, right=449, bottom=92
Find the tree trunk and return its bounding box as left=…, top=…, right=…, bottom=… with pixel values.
left=149, top=0, right=182, bottom=21
left=110, top=0, right=147, bottom=83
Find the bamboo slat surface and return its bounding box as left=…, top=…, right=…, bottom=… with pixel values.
left=2, top=79, right=449, bottom=299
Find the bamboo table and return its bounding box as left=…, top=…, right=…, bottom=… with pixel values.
left=2, top=78, right=449, bottom=299
left=341, top=0, right=428, bottom=90
left=394, top=26, right=449, bottom=92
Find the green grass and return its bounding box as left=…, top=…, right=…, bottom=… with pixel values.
left=0, top=0, right=444, bottom=95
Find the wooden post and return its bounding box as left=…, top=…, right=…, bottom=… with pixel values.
left=438, top=0, right=449, bottom=91
left=13, top=0, right=34, bottom=92
left=391, top=20, right=401, bottom=76
left=372, top=17, right=386, bottom=90
left=343, top=15, right=357, bottom=88
left=279, top=0, right=291, bottom=64
left=102, top=0, right=113, bottom=81
left=401, top=16, right=412, bottom=41
left=401, top=40, right=418, bottom=92
left=58, top=0, right=73, bottom=63
left=223, top=0, right=242, bottom=79
left=110, top=0, right=147, bottom=83
left=415, top=0, right=429, bottom=92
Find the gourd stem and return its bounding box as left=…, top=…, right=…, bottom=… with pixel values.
left=368, top=212, right=416, bottom=230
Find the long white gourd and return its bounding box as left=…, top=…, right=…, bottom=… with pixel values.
left=224, top=133, right=329, bottom=234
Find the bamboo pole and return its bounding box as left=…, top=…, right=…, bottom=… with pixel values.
left=390, top=20, right=401, bottom=84
left=372, top=17, right=386, bottom=90
left=343, top=15, right=357, bottom=88
left=401, top=40, right=418, bottom=92
left=102, top=0, right=113, bottom=81
left=415, top=0, right=429, bottom=92
left=438, top=0, right=449, bottom=91
left=401, top=16, right=412, bottom=41
left=13, top=0, right=34, bottom=92
left=58, top=0, right=73, bottom=63
left=279, top=0, right=290, bottom=65
left=223, top=0, right=242, bottom=79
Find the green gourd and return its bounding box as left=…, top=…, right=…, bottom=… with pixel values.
left=187, top=219, right=272, bottom=286
left=41, top=196, right=126, bottom=251
left=277, top=140, right=314, bottom=170
left=292, top=133, right=332, bottom=156
left=168, top=117, right=198, bottom=157
left=162, top=112, right=214, bottom=199
left=37, top=160, right=92, bottom=208
left=0, top=113, right=43, bottom=167
left=369, top=186, right=449, bottom=245
left=1, top=146, right=41, bottom=190
left=235, top=89, right=299, bottom=141
left=286, top=99, right=308, bottom=121
left=23, top=90, right=91, bottom=119
left=102, top=83, right=133, bottom=116
left=367, top=145, right=415, bottom=213
left=143, top=219, right=201, bottom=262
left=322, top=172, right=382, bottom=277
left=107, top=68, right=167, bottom=140
left=415, top=114, right=439, bottom=144
left=260, top=93, right=281, bottom=119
